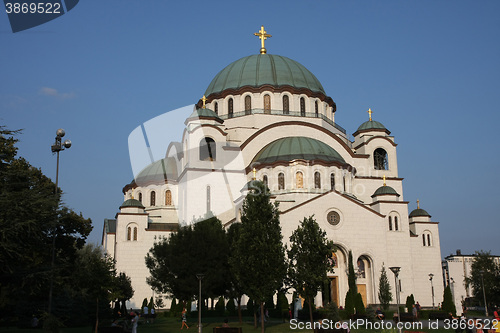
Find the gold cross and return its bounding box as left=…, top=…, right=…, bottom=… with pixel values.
left=417, top=199, right=420, bottom=209
left=383, top=175, right=386, bottom=186
left=254, top=25, right=271, bottom=54
left=201, top=95, right=207, bottom=109
left=367, top=108, right=373, bottom=121
left=252, top=167, right=257, bottom=180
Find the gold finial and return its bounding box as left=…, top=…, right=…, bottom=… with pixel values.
left=131, top=192, right=134, bottom=200
left=417, top=199, right=420, bottom=209
left=201, top=95, right=207, bottom=109
left=368, top=108, right=373, bottom=121
left=254, top=25, right=271, bottom=54
left=252, top=167, right=257, bottom=180
left=383, top=175, right=386, bottom=186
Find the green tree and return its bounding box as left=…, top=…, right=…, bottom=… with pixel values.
left=344, top=251, right=357, bottom=316
left=405, top=294, right=415, bottom=313
left=287, top=216, right=334, bottom=324
left=378, top=264, right=392, bottom=310
left=229, top=181, right=286, bottom=333
left=442, top=285, right=456, bottom=316
left=465, top=251, right=500, bottom=310
left=227, top=222, right=245, bottom=323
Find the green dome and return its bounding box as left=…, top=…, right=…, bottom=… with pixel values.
left=356, top=120, right=387, bottom=132
left=409, top=208, right=431, bottom=218
left=371, top=185, right=400, bottom=197
left=134, top=157, right=178, bottom=186
left=186, top=107, right=223, bottom=123
left=253, top=137, right=346, bottom=165
left=205, top=54, right=325, bottom=96
left=120, top=198, right=145, bottom=209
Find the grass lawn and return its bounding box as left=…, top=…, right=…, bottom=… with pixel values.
left=0, top=316, right=457, bottom=333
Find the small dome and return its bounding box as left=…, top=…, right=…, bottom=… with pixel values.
left=356, top=120, right=387, bottom=132
left=253, top=137, right=346, bottom=165
left=134, top=157, right=178, bottom=186
left=409, top=208, right=431, bottom=218
left=205, top=54, right=326, bottom=96
left=120, top=198, right=145, bottom=209
left=371, top=185, right=400, bottom=197
left=186, top=107, right=223, bottom=123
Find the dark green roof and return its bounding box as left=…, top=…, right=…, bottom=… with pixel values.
left=205, top=54, right=325, bottom=96
left=356, top=120, right=387, bottom=132
left=253, top=137, right=345, bottom=165
left=134, top=157, right=178, bottom=186
left=409, top=208, right=431, bottom=218
left=104, top=218, right=116, bottom=233
left=371, top=185, right=400, bottom=197
left=120, top=198, right=145, bottom=209
left=187, top=107, right=223, bottom=123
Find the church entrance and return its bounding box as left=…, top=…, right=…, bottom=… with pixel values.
left=357, top=284, right=367, bottom=307
left=330, top=277, right=339, bottom=305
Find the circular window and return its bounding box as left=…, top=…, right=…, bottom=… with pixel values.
left=327, top=211, right=341, bottom=225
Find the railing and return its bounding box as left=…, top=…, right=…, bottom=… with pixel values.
left=218, top=108, right=347, bottom=134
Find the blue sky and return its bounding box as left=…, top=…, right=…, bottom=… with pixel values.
left=1, top=1, right=499, bottom=257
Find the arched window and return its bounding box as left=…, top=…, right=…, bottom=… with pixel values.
left=214, top=102, right=218, bottom=115
left=427, top=233, right=431, bottom=246
left=296, top=171, right=304, bottom=189
left=283, top=95, right=289, bottom=114
left=374, top=148, right=388, bottom=170
left=245, top=95, right=252, bottom=115
left=389, top=216, right=393, bottom=231
left=133, top=227, right=137, bottom=241
left=165, top=190, right=172, bottom=206
left=264, top=94, right=271, bottom=114
left=422, top=234, right=426, bottom=246
left=357, top=258, right=366, bottom=278
left=314, top=171, right=321, bottom=189
left=127, top=227, right=131, bottom=241
left=150, top=191, right=156, bottom=206
left=206, top=185, right=211, bottom=213
left=200, top=137, right=216, bottom=161
left=278, top=173, right=285, bottom=190
left=263, top=175, right=268, bottom=187
left=315, top=101, right=319, bottom=117
left=394, top=216, right=399, bottom=231
left=343, top=175, right=346, bottom=192
left=228, top=98, right=233, bottom=118
left=330, top=173, right=335, bottom=190
left=300, top=97, right=306, bottom=116
left=138, top=192, right=142, bottom=203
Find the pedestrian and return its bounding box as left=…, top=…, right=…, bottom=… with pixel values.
left=131, top=312, right=139, bottom=333
left=181, top=308, right=189, bottom=329
left=143, top=305, right=149, bottom=323
left=412, top=304, right=418, bottom=320
left=150, top=308, right=155, bottom=323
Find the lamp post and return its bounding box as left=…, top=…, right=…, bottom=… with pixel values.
left=429, top=274, right=435, bottom=309
left=450, top=278, right=455, bottom=308
left=480, top=270, right=488, bottom=316
left=196, top=274, right=204, bottom=333
left=48, top=129, right=71, bottom=314
left=389, top=267, right=401, bottom=323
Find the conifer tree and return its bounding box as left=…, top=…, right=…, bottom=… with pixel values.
left=378, top=264, right=392, bottom=310
left=442, top=285, right=456, bottom=316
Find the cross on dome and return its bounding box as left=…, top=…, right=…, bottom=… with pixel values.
left=368, top=108, right=373, bottom=121
left=254, top=25, right=271, bottom=54
left=201, top=95, right=207, bottom=109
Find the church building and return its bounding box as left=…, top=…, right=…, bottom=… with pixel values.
left=102, top=27, right=444, bottom=309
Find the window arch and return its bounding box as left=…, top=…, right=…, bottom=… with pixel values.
left=228, top=98, right=233, bottom=118
left=394, top=216, right=399, bottom=231
left=214, top=101, right=218, bottom=115
left=374, top=148, right=388, bottom=170
left=283, top=95, right=289, bottom=114
left=389, top=216, right=393, bottom=231
left=278, top=172, right=285, bottom=190
left=200, top=137, right=216, bottom=161
left=138, top=192, right=142, bottom=203
left=422, top=231, right=432, bottom=246
left=330, top=173, right=335, bottom=190
left=165, top=190, right=172, bottom=206
left=127, top=227, right=131, bottom=241
left=133, top=227, right=138, bottom=241
left=315, top=101, right=319, bottom=117
left=314, top=171, right=321, bottom=189
left=296, top=171, right=304, bottom=189
left=264, top=94, right=271, bottom=114
left=300, top=97, right=306, bottom=116
left=245, top=95, right=252, bottom=115
left=150, top=191, right=156, bottom=206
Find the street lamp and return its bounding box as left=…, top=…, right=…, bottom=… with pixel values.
left=429, top=274, right=435, bottom=309
left=48, top=129, right=71, bottom=314
left=480, top=270, right=488, bottom=316
left=196, top=274, right=204, bottom=333
left=389, top=267, right=401, bottom=323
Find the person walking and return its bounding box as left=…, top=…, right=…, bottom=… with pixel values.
left=181, top=308, right=189, bottom=329
left=131, top=312, right=139, bottom=333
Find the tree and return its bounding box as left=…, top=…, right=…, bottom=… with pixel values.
left=378, top=264, right=392, bottom=310
left=229, top=181, right=287, bottom=333
left=465, top=251, right=500, bottom=309
left=442, top=285, right=456, bottom=316
left=227, top=222, right=245, bottom=323
left=344, top=251, right=357, bottom=316
left=146, top=216, right=230, bottom=304
left=405, top=294, right=415, bottom=313
left=287, top=216, right=335, bottom=324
